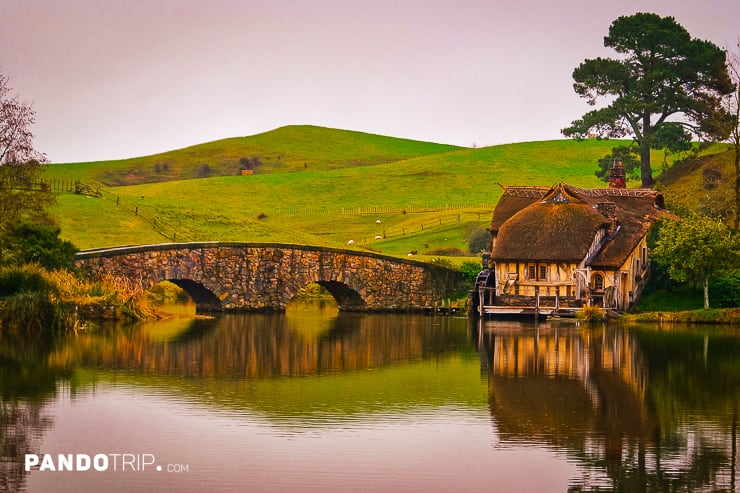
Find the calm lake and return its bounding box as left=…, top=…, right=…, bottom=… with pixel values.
left=2, top=303, right=738, bottom=492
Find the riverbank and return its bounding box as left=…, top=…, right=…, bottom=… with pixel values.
left=0, top=264, right=160, bottom=335
left=622, top=307, right=740, bottom=324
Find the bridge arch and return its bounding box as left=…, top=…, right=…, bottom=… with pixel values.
left=165, top=279, right=222, bottom=312
left=75, top=242, right=467, bottom=313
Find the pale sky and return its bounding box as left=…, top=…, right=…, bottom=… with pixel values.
left=3, top=0, right=739, bottom=163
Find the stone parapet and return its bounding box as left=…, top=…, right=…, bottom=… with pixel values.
left=76, top=243, right=466, bottom=313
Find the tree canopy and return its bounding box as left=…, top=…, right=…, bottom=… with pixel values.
left=0, top=73, right=54, bottom=236
left=562, top=12, right=733, bottom=187
left=652, top=214, right=740, bottom=309
left=721, top=41, right=740, bottom=229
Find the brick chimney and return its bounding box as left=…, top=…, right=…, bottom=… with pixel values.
left=609, top=159, right=626, bottom=189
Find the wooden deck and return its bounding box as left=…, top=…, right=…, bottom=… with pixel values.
left=479, top=305, right=581, bottom=318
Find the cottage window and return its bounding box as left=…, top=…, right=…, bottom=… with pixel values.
left=538, top=264, right=547, bottom=281
left=528, top=264, right=536, bottom=280
left=641, top=247, right=648, bottom=267
left=593, top=274, right=604, bottom=290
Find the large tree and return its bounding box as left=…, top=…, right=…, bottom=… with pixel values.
left=562, top=12, right=734, bottom=187
left=0, top=73, right=53, bottom=236
left=722, top=41, right=740, bottom=229
left=653, top=214, right=740, bottom=309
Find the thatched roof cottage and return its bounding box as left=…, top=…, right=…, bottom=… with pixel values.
left=479, top=165, right=667, bottom=315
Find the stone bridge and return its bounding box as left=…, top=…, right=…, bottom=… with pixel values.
left=75, top=242, right=468, bottom=313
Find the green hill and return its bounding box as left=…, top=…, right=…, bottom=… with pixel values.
left=655, top=146, right=737, bottom=219
left=48, top=125, right=462, bottom=186
left=45, top=125, right=721, bottom=258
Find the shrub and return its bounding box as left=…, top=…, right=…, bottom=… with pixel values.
left=0, top=290, right=58, bottom=334
left=0, top=222, right=78, bottom=270
left=466, top=229, right=491, bottom=254
left=710, top=274, right=740, bottom=308
left=0, top=264, right=161, bottom=335
left=459, top=261, right=483, bottom=283
left=426, top=247, right=467, bottom=256
left=0, top=263, right=57, bottom=297
left=196, top=164, right=212, bottom=178
left=429, top=257, right=456, bottom=269
left=702, top=163, right=722, bottom=189
left=578, top=305, right=606, bottom=323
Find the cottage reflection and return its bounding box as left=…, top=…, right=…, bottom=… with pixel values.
left=477, top=320, right=738, bottom=491
left=479, top=321, right=655, bottom=461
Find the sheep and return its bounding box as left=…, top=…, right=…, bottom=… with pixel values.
left=347, top=239, right=355, bottom=245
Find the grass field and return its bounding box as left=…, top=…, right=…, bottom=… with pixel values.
left=44, top=125, right=729, bottom=259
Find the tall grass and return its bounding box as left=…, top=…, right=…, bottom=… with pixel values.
left=0, top=264, right=160, bottom=335
left=577, top=305, right=607, bottom=323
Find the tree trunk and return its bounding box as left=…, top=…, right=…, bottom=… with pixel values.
left=640, top=119, right=654, bottom=188
left=703, top=277, right=710, bottom=310
left=734, top=137, right=739, bottom=229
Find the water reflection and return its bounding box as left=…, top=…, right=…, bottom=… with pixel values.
left=68, top=311, right=471, bottom=379
left=0, top=310, right=737, bottom=492
left=0, top=332, right=63, bottom=493
left=477, top=320, right=739, bottom=491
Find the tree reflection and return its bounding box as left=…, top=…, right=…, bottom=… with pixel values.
left=0, top=332, right=62, bottom=492
left=477, top=321, right=739, bottom=492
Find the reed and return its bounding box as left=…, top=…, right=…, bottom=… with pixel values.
left=577, top=305, right=607, bottom=323
left=0, top=264, right=161, bottom=335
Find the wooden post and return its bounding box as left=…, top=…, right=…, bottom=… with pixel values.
left=478, top=286, right=484, bottom=316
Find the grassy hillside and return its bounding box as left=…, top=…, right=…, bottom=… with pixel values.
left=45, top=126, right=703, bottom=258
left=656, top=145, right=737, bottom=222
left=48, top=125, right=462, bottom=186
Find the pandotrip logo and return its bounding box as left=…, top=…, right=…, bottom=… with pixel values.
left=25, top=453, right=190, bottom=473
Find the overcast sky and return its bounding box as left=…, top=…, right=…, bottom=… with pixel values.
left=3, top=0, right=739, bottom=163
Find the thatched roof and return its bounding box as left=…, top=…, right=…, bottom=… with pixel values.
left=491, top=183, right=666, bottom=268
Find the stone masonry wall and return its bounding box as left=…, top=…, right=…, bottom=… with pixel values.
left=75, top=243, right=466, bottom=312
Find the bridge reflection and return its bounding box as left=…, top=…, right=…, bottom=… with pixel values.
left=64, top=312, right=472, bottom=379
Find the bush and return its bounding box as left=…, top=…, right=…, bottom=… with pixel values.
left=0, top=289, right=58, bottom=334
left=426, top=247, right=467, bottom=256
left=578, top=305, right=606, bottom=322
left=0, top=264, right=61, bottom=334
left=0, top=222, right=78, bottom=270
left=466, top=229, right=491, bottom=254
left=710, top=274, right=740, bottom=308
left=0, top=264, right=161, bottom=335
left=702, top=163, right=722, bottom=189
left=429, top=257, right=456, bottom=269
left=459, top=261, right=483, bottom=283
left=196, top=164, right=212, bottom=178
left=0, top=263, right=58, bottom=297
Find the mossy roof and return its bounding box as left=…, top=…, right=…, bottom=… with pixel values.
left=490, top=183, right=665, bottom=268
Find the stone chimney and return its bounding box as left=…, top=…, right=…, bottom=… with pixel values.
left=609, top=159, right=626, bottom=189
left=596, top=202, right=618, bottom=235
